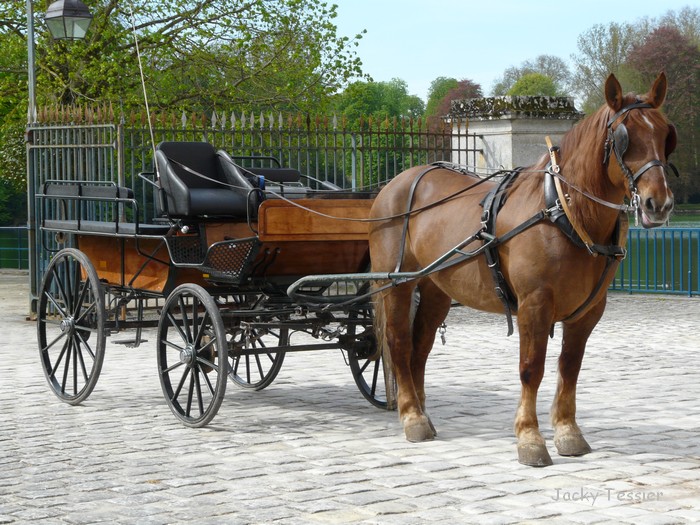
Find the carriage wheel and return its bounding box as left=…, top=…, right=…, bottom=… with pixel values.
left=157, top=284, right=228, bottom=427
left=347, top=301, right=397, bottom=410
left=37, top=248, right=106, bottom=405
left=227, top=318, right=287, bottom=391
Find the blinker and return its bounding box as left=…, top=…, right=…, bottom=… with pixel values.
left=613, top=123, right=629, bottom=158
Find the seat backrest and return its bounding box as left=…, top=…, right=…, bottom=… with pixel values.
left=156, top=141, right=222, bottom=189
left=155, top=141, right=256, bottom=218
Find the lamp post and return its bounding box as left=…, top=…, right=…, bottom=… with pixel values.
left=26, top=0, right=93, bottom=313
left=26, top=0, right=93, bottom=123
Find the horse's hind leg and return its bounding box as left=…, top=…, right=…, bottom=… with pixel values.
left=551, top=298, right=606, bottom=457
left=411, top=279, right=452, bottom=432
left=380, top=283, right=436, bottom=442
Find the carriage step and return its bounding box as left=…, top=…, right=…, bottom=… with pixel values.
left=113, top=338, right=148, bottom=348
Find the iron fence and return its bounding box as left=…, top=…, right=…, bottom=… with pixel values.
left=611, top=227, right=700, bottom=296
left=0, top=226, right=29, bottom=270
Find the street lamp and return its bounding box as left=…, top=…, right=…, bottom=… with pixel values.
left=45, top=0, right=94, bottom=40
left=26, top=0, right=93, bottom=314
left=26, top=0, right=93, bottom=122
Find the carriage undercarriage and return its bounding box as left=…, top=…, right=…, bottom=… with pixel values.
left=36, top=142, right=395, bottom=427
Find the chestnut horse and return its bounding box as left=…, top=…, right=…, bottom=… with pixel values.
left=368, top=73, right=677, bottom=466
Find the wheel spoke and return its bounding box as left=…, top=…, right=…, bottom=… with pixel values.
left=370, top=360, right=380, bottom=397
left=162, top=359, right=185, bottom=375
left=194, top=370, right=204, bottom=416
left=50, top=265, right=70, bottom=314
left=49, top=336, right=70, bottom=379
left=185, top=370, right=195, bottom=417
left=70, top=258, right=81, bottom=316
left=41, top=329, right=67, bottom=355
left=166, top=310, right=189, bottom=345
left=44, top=287, right=68, bottom=319
left=60, top=338, right=73, bottom=395
left=171, top=366, right=190, bottom=401
left=178, top=295, right=192, bottom=343
left=201, top=367, right=215, bottom=396
left=196, top=354, right=219, bottom=374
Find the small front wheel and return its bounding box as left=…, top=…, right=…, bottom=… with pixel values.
left=157, top=284, right=228, bottom=427
left=37, top=248, right=106, bottom=405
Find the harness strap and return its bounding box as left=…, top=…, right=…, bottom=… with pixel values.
left=480, top=168, right=523, bottom=336
left=394, top=165, right=442, bottom=273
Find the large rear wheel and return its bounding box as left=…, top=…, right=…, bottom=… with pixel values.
left=37, top=248, right=106, bottom=405
left=346, top=300, right=396, bottom=410
left=157, top=284, right=228, bottom=427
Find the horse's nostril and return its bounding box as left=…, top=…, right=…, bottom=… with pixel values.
left=645, top=198, right=655, bottom=212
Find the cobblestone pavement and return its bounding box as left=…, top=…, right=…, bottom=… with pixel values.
left=1, top=269, right=699, bottom=524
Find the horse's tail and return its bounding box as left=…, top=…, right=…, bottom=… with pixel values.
left=372, top=287, right=398, bottom=410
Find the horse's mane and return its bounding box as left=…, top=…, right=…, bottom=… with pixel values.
left=509, top=92, right=648, bottom=240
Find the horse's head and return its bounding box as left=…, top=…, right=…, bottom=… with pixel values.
left=603, top=72, right=676, bottom=228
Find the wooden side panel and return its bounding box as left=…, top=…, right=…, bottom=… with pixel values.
left=78, top=235, right=208, bottom=294
left=257, top=199, right=372, bottom=242
left=252, top=240, right=369, bottom=277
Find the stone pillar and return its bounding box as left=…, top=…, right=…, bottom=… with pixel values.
left=451, top=96, right=582, bottom=174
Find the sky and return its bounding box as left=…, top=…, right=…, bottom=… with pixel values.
left=331, top=0, right=694, bottom=102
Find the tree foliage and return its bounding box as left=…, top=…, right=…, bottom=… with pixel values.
left=491, top=55, right=570, bottom=96
left=628, top=25, right=700, bottom=202
left=568, top=7, right=700, bottom=202
left=425, top=77, right=481, bottom=117
left=1, top=0, right=366, bottom=116
left=332, top=78, right=424, bottom=122
left=507, top=73, right=558, bottom=97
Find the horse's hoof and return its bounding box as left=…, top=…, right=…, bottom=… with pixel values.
left=404, top=416, right=436, bottom=442
left=555, top=433, right=592, bottom=457
left=517, top=443, right=553, bottom=467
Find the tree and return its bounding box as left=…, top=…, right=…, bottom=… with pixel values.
left=492, top=55, right=570, bottom=96
left=507, top=73, right=558, bottom=96
left=1, top=0, right=367, bottom=115
left=333, top=78, right=424, bottom=122
left=425, top=77, right=458, bottom=117
left=628, top=26, right=700, bottom=203
left=425, top=77, right=481, bottom=118
left=0, top=0, right=369, bottom=223
left=570, top=22, right=645, bottom=112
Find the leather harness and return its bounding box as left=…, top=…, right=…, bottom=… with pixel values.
left=394, top=154, right=627, bottom=337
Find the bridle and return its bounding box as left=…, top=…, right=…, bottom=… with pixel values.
left=602, top=101, right=677, bottom=212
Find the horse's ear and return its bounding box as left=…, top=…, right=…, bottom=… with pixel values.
left=604, top=74, right=623, bottom=112
left=648, top=72, right=668, bottom=108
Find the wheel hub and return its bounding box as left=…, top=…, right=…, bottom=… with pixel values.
left=59, top=317, right=75, bottom=334
left=180, top=344, right=196, bottom=366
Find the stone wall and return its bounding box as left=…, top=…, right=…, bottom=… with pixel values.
left=451, top=96, right=583, bottom=173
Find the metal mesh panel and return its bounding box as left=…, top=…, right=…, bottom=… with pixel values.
left=201, top=238, right=259, bottom=282
left=166, top=235, right=205, bottom=264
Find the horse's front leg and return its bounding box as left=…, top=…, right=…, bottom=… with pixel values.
left=551, top=297, right=606, bottom=457
left=515, top=294, right=554, bottom=467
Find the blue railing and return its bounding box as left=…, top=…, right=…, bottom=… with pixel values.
left=0, top=226, right=29, bottom=270
left=611, top=227, right=700, bottom=296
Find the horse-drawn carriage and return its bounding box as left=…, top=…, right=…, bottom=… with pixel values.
left=36, top=140, right=393, bottom=427
left=37, top=73, right=678, bottom=466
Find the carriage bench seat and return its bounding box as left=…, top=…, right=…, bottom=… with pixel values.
left=39, top=181, right=171, bottom=236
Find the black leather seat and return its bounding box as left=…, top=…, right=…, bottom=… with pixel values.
left=155, top=141, right=257, bottom=218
